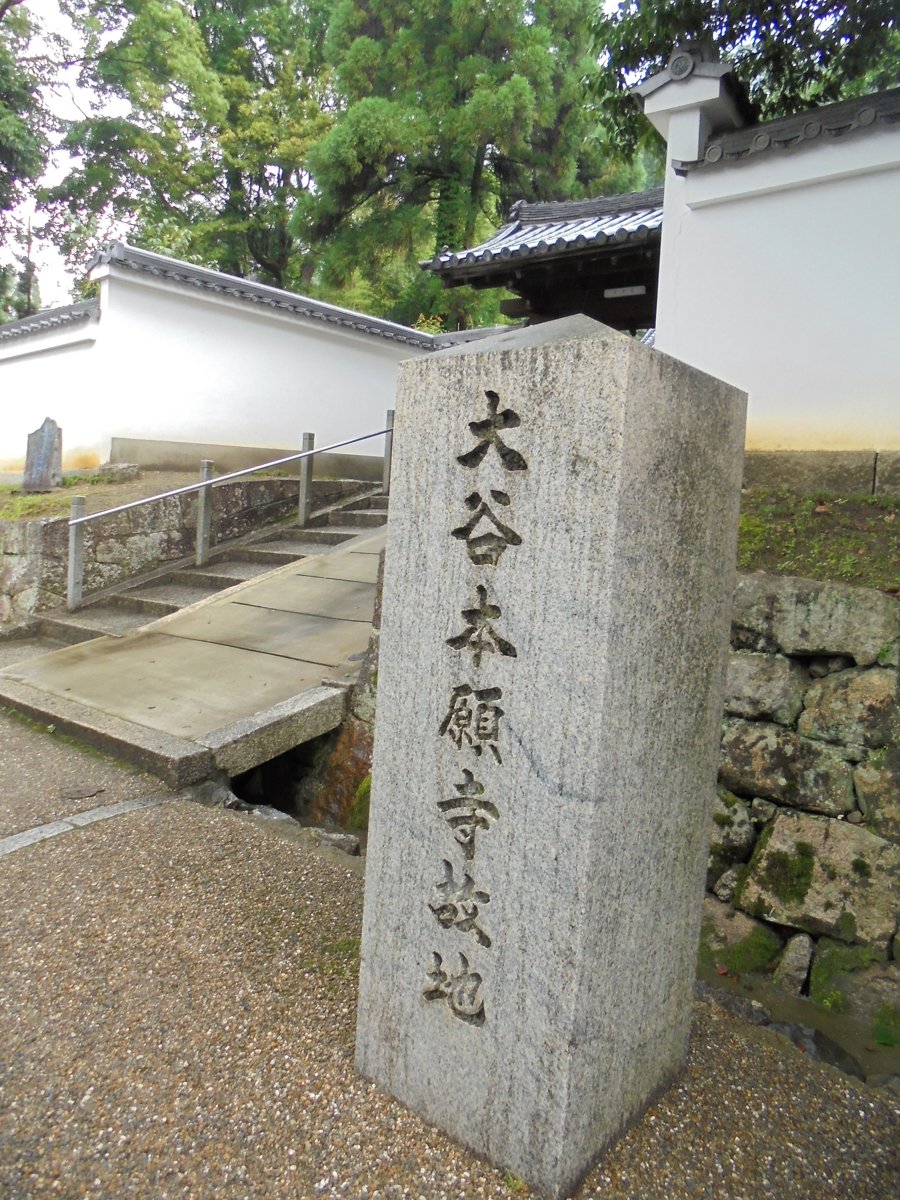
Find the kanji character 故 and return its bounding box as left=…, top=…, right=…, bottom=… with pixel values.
left=428, top=859, right=491, bottom=947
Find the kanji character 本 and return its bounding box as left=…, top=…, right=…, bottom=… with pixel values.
left=451, top=490, right=522, bottom=566
left=446, top=584, right=517, bottom=666
left=428, top=859, right=492, bottom=947
left=457, top=390, right=528, bottom=472
left=439, top=684, right=504, bottom=763
left=437, top=769, right=499, bottom=859
left=423, top=951, right=485, bottom=1026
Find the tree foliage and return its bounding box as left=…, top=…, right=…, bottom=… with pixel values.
left=302, top=0, right=630, bottom=325
left=595, top=2, right=899, bottom=153
left=0, top=2, right=49, bottom=222
left=45, top=0, right=334, bottom=287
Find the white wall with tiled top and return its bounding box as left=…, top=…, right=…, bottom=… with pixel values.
left=651, top=97, right=900, bottom=451
left=0, top=267, right=427, bottom=471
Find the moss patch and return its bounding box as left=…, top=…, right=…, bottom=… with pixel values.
left=872, top=1004, right=900, bottom=1048
left=347, top=773, right=371, bottom=831
left=808, top=938, right=881, bottom=1014
left=698, top=921, right=782, bottom=975
left=759, top=840, right=815, bottom=907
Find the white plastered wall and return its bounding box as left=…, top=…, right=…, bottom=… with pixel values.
left=652, top=111, right=900, bottom=450
left=0, top=267, right=428, bottom=470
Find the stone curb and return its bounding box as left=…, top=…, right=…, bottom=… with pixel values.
left=0, top=678, right=213, bottom=787
left=198, top=685, right=348, bottom=776
left=0, top=795, right=175, bottom=857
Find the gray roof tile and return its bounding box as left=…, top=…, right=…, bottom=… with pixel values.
left=675, top=87, right=900, bottom=174
left=426, top=189, right=664, bottom=277
left=0, top=301, right=99, bottom=344
left=89, top=242, right=437, bottom=349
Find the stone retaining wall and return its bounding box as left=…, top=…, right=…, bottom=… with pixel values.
left=703, top=574, right=899, bottom=1039
left=0, top=478, right=355, bottom=626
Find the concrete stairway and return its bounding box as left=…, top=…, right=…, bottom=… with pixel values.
left=29, top=490, right=389, bottom=649
left=0, top=519, right=388, bottom=786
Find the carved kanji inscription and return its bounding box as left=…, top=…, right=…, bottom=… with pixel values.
left=423, top=952, right=486, bottom=1026
left=457, top=389, right=528, bottom=472
left=439, top=684, right=504, bottom=763
left=446, top=584, right=517, bottom=665
left=437, top=769, right=499, bottom=859
left=451, top=491, right=522, bottom=566
left=428, top=858, right=492, bottom=947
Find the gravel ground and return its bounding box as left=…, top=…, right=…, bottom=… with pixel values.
left=1, top=786, right=897, bottom=1200
left=0, top=709, right=177, bottom=839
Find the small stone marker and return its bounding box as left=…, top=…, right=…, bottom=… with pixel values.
left=356, top=317, right=747, bottom=1198
left=22, top=417, right=62, bottom=493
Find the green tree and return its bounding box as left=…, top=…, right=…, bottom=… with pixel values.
left=303, top=0, right=625, bottom=327
left=0, top=218, right=41, bottom=321
left=0, top=1, right=49, bottom=222
left=45, top=0, right=334, bottom=287
left=595, top=2, right=899, bottom=153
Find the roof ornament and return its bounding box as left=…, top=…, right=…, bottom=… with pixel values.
left=667, top=42, right=720, bottom=83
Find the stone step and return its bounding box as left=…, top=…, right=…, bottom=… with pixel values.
left=343, top=495, right=390, bottom=512
left=168, top=561, right=280, bottom=589
left=113, top=582, right=224, bottom=614
left=296, top=526, right=380, bottom=543
left=312, top=509, right=387, bottom=529
left=38, top=607, right=152, bottom=643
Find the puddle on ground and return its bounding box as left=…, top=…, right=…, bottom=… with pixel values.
left=697, top=963, right=900, bottom=1088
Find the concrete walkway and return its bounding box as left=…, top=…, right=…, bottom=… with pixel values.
left=0, top=529, right=385, bottom=785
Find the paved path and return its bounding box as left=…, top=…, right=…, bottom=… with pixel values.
left=0, top=710, right=897, bottom=1200
left=0, top=530, right=385, bottom=784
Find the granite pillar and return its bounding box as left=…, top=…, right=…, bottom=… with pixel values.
left=356, top=316, right=747, bottom=1198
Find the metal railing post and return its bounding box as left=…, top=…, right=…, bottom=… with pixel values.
left=195, top=459, right=214, bottom=566
left=383, top=408, right=395, bottom=495
left=298, top=432, right=314, bottom=526
left=67, top=495, right=86, bottom=611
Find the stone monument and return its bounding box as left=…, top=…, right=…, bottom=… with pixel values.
left=22, top=418, right=63, bottom=493
left=356, top=317, right=747, bottom=1198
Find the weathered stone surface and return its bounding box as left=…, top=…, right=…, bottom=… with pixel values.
left=357, top=317, right=747, bottom=1198
left=742, top=450, right=877, bottom=495
left=732, top=574, right=900, bottom=666
left=772, top=933, right=813, bottom=995
left=22, top=417, right=62, bottom=493
left=735, top=810, right=900, bottom=953
left=698, top=896, right=783, bottom=974
left=712, top=864, right=743, bottom=903
left=854, top=749, right=900, bottom=843
left=798, top=668, right=899, bottom=753
left=724, top=650, right=807, bottom=725
left=707, top=789, right=755, bottom=888
left=874, top=450, right=900, bottom=496
left=750, top=797, right=777, bottom=824
left=719, top=719, right=855, bottom=816
left=824, top=960, right=900, bottom=1030
left=313, top=829, right=361, bottom=856
left=808, top=654, right=853, bottom=679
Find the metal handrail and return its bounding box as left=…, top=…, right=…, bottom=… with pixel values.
left=68, top=428, right=390, bottom=526
left=66, top=415, right=395, bottom=611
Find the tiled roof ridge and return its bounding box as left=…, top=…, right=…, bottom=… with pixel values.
left=0, top=300, right=100, bottom=343
left=426, top=187, right=664, bottom=274
left=90, top=242, right=437, bottom=349
left=510, top=187, right=665, bottom=224
left=676, top=86, right=900, bottom=173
